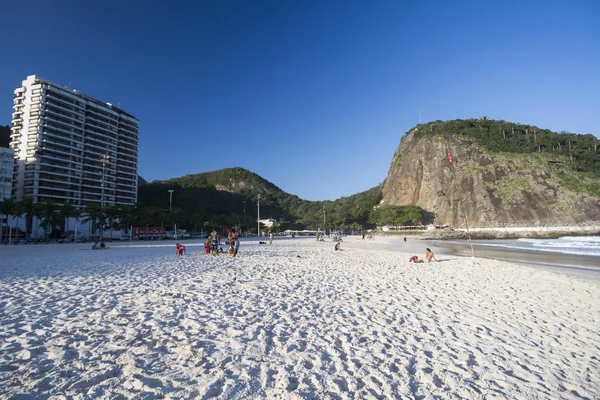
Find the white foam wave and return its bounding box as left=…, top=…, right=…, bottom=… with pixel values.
left=486, top=236, right=600, bottom=257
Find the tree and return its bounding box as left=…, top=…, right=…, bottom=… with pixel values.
left=10, top=202, right=24, bottom=242
left=60, top=202, right=81, bottom=241
left=36, top=201, right=61, bottom=241
left=0, top=199, right=17, bottom=243
left=82, top=205, right=105, bottom=240
left=19, top=197, right=36, bottom=242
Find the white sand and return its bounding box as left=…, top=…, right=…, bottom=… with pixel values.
left=0, top=236, right=598, bottom=399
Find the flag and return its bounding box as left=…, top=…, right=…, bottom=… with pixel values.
left=447, top=151, right=453, bottom=164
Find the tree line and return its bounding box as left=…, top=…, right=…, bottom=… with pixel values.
left=414, top=118, right=600, bottom=176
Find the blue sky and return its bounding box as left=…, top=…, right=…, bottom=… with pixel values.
left=0, top=0, right=598, bottom=201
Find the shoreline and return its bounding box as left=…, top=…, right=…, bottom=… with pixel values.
left=425, top=239, right=600, bottom=280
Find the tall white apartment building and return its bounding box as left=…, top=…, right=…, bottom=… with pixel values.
left=0, top=147, right=14, bottom=201
left=10, top=75, right=139, bottom=209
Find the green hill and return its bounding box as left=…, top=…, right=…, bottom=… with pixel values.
left=138, top=167, right=383, bottom=232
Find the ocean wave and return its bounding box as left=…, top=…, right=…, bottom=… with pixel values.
left=484, top=236, right=600, bottom=257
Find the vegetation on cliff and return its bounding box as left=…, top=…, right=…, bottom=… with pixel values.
left=412, top=118, right=600, bottom=177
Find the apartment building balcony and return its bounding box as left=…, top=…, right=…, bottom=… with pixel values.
left=37, top=185, right=80, bottom=196
left=85, top=120, right=118, bottom=137
left=117, top=132, right=138, bottom=142
left=83, top=138, right=115, bottom=153
left=37, top=180, right=80, bottom=194
left=44, top=109, right=83, bottom=127
left=115, top=163, right=137, bottom=173
left=116, top=177, right=137, bottom=186
left=39, top=143, right=83, bottom=160
left=118, top=128, right=139, bottom=139
left=37, top=151, right=82, bottom=166
left=117, top=153, right=137, bottom=166
left=85, top=129, right=118, bottom=144
left=46, top=91, right=85, bottom=110
left=43, top=130, right=84, bottom=147
left=44, top=117, right=84, bottom=135
left=86, top=108, right=119, bottom=125
left=9, top=135, right=22, bottom=145
left=117, top=142, right=138, bottom=153
left=117, top=148, right=138, bottom=159
left=38, top=167, right=81, bottom=180
left=81, top=189, right=113, bottom=198
left=82, top=149, right=117, bottom=164
left=46, top=99, right=85, bottom=117
left=42, top=132, right=83, bottom=149
left=37, top=192, right=80, bottom=204
left=43, top=123, right=84, bottom=140
left=86, top=117, right=119, bottom=133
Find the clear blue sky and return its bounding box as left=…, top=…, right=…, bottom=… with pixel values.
left=0, top=0, right=598, bottom=200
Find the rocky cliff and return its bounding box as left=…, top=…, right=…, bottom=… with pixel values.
left=381, top=129, right=600, bottom=227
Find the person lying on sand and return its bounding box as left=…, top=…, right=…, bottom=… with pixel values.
left=425, top=248, right=438, bottom=262
left=409, top=255, right=424, bottom=263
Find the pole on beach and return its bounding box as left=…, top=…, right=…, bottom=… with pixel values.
left=448, top=150, right=475, bottom=258
left=100, top=154, right=110, bottom=240
left=168, top=190, right=174, bottom=211
left=257, top=194, right=261, bottom=237
left=323, top=204, right=326, bottom=236
left=243, top=201, right=246, bottom=237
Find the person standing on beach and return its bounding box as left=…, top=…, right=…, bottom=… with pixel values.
left=229, top=229, right=239, bottom=257
left=269, top=231, right=274, bottom=244
left=209, top=229, right=219, bottom=255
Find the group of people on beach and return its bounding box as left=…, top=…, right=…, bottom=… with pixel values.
left=204, top=229, right=239, bottom=257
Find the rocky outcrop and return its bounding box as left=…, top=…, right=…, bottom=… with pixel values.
left=381, top=130, right=600, bottom=227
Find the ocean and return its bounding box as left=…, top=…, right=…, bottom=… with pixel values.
left=428, top=235, right=600, bottom=279
left=466, top=236, right=600, bottom=257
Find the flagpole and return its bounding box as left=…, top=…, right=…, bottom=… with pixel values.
left=448, top=150, right=475, bottom=258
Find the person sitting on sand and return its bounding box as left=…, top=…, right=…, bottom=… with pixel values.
left=409, top=255, right=424, bottom=263
left=335, top=242, right=343, bottom=251
left=425, top=248, right=437, bottom=262
left=100, top=240, right=106, bottom=249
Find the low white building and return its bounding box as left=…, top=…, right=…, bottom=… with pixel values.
left=259, top=218, right=279, bottom=229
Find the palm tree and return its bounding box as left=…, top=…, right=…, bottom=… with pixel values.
left=61, top=202, right=82, bottom=242
left=82, top=205, right=105, bottom=240
left=10, top=202, right=24, bottom=243
left=61, top=202, right=75, bottom=239
left=0, top=199, right=21, bottom=243
left=0, top=199, right=9, bottom=242
left=106, top=205, right=122, bottom=240
left=36, top=201, right=61, bottom=242
left=20, top=197, right=35, bottom=242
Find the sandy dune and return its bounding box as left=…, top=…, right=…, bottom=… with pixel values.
left=0, top=237, right=598, bottom=399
